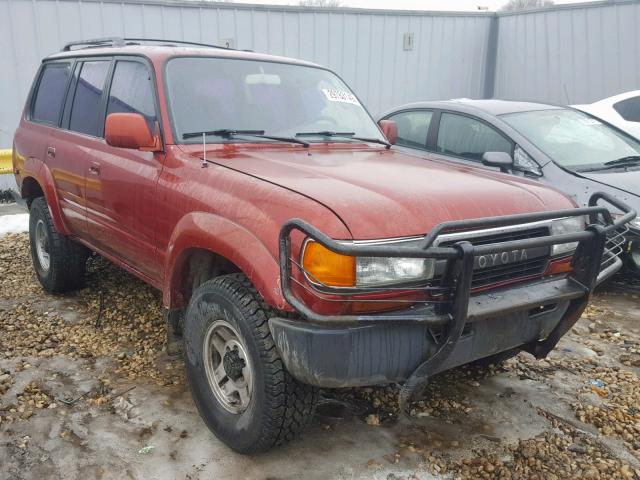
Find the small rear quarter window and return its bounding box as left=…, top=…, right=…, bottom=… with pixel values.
left=31, top=62, right=72, bottom=125
left=613, top=97, right=640, bottom=123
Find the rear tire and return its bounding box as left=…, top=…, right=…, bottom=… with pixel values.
left=183, top=273, right=318, bottom=453
left=28, top=197, right=88, bottom=293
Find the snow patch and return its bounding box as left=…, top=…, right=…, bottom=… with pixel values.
left=1, top=213, right=29, bottom=235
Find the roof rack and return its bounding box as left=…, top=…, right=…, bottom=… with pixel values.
left=62, top=37, right=234, bottom=52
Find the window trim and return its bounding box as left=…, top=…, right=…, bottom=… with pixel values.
left=28, top=59, right=76, bottom=128
left=35, top=52, right=164, bottom=147
left=162, top=54, right=379, bottom=146
left=430, top=109, right=515, bottom=163
left=103, top=56, right=164, bottom=148
left=383, top=108, right=434, bottom=151
left=61, top=57, right=114, bottom=139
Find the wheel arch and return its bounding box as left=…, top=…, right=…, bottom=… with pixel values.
left=20, top=168, right=70, bottom=236
left=164, top=212, right=285, bottom=312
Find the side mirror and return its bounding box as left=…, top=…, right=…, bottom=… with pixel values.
left=482, top=151, right=513, bottom=173
left=105, top=113, right=161, bottom=151
left=378, top=120, right=397, bottom=145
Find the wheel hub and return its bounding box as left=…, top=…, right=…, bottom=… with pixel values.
left=223, top=348, right=246, bottom=381
left=34, top=219, right=51, bottom=272
left=202, top=319, right=253, bottom=414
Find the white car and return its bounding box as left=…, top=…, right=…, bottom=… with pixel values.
left=573, top=91, right=640, bottom=140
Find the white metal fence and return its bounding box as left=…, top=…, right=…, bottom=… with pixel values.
left=494, top=0, right=640, bottom=104
left=0, top=0, right=639, bottom=150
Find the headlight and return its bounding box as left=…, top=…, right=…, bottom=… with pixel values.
left=356, top=256, right=435, bottom=286
left=550, top=217, right=585, bottom=256
left=302, top=241, right=435, bottom=288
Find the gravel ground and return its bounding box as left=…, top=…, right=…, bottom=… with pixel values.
left=1, top=232, right=640, bottom=480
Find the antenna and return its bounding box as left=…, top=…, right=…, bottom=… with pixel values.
left=202, top=133, right=208, bottom=168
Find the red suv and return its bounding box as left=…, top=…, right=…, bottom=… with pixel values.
left=12, top=38, right=634, bottom=453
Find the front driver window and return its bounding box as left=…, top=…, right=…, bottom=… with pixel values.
left=388, top=110, right=432, bottom=149
left=436, top=112, right=512, bottom=161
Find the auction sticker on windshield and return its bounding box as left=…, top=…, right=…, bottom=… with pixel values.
left=322, top=88, right=361, bottom=106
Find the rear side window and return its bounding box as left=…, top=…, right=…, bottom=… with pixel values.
left=69, top=61, right=110, bottom=137
left=31, top=62, right=72, bottom=125
left=106, top=61, right=157, bottom=132
left=387, top=110, right=432, bottom=149
left=436, top=113, right=512, bottom=161
left=613, top=97, right=640, bottom=122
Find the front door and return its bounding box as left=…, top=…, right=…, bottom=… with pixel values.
left=84, top=58, right=164, bottom=283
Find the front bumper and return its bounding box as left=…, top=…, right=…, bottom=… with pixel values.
left=273, top=192, right=635, bottom=389
left=270, top=280, right=575, bottom=388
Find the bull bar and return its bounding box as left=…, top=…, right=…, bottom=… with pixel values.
left=276, top=192, right=635, bottom=410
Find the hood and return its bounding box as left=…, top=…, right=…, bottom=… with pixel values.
left=574, top=169, right=640, bottom=204
left=188, top=145, right=575, bottom=239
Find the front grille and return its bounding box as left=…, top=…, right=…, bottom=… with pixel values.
left=439, top=226, right=550, bottom=289
left=442, top=226, right=550, bottom=246
left=601, top=224, right=629, bottom=271
left=470, top=257, right=548, bottom=288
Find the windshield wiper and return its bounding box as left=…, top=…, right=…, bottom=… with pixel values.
left=296, top=131, right=391, bottom=149
left=183, top=129, right=309, bottom=147
left=578, top=155, right=640, bottom=172
left=603, top=156, right=640, bottom=167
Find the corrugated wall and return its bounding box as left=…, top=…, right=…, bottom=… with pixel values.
left=1, top=0, right=638, bottom=150
left=494, top=0, right=640, bottom=105
left=0, top=0, right=493, bottom=149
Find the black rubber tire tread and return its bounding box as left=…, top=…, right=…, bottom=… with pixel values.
left=184, top=273, right=318, bottom=453
left=29, top=197, right=88, bottom=293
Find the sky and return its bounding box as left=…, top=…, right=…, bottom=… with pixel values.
left=235, top=0, right=598, bottom=11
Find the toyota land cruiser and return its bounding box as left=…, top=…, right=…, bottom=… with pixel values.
left=12, top=38, right=634, bottom=453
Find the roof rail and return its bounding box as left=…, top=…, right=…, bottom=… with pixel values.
left=62, top=37, right=125, bottom=51
left=61, top=37, right=235, bottom=52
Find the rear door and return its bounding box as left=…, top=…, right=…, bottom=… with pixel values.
left=84, top=57, right=164, bottom=282
left=24, top=61, right=81, bottom=230
left=52, top=58, right=112, bottom=236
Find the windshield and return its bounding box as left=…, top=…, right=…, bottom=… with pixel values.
left=500, top=108, right=640, bottom=170
left=165, top=57, right=384, bottom=144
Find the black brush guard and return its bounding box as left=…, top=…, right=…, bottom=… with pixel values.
left=277, top=192, right=635, bottom=410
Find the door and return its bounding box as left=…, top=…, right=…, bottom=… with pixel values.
left=52, top=59, right=111, bottom=236
left=385, top=109, right=433, bottom=150
left=432, top=112, right=513, bottom=165
left=84, top=58, right=164, bottom=282
left=27, top=60, right=89, bottom=234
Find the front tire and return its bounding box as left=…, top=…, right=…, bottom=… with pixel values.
left=183, top=273, right=318, bottom=453
left=28, top=197, right=88, bottom=293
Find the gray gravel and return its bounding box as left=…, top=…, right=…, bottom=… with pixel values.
left=1, top=232, right=640, bottom=480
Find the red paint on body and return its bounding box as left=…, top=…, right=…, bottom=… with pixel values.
left=13, top=45, right=576, bottom=312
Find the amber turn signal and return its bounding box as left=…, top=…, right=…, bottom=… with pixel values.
left=545, top=257, right=574, bottom=275
left=302, top=241, right=356, bottom=287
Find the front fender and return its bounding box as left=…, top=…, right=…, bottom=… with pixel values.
left=164, top=212, right=284, bottom=310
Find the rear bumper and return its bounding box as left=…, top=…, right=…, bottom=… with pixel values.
left=270, top=277, right=578, bottom=387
